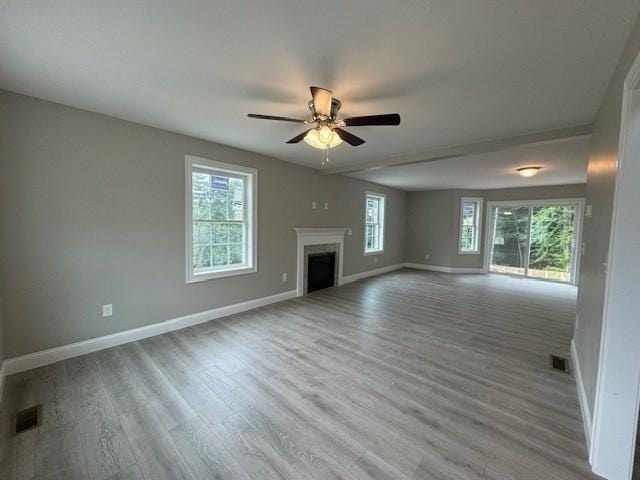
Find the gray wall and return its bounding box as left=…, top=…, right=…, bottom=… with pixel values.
left=405, top=184, right=586, bottom=269
left=0, top=90, right=407, bottom=358
left=0, top=301, right=3, bottom=364
left=574, top=14, right=640, bottom=416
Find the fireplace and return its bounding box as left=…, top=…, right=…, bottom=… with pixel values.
left=307, top=251, right=336, bottom=293
left=294, top=228, right=348, bottom=296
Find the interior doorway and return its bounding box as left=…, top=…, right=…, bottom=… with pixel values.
left=589, top=54, right=640, bottom=480
left=484, top=199, right=584, bottom=285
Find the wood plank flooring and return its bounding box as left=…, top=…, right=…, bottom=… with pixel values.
left=0, top=269, right=600, bottom=479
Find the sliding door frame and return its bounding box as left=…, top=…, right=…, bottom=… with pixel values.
left=482, top=198, right=585, bottom=285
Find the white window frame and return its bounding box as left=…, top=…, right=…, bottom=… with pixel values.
left=364, top=191, right=386, bottom=255
left=185, top=155, right=257, bottom=283
left=458, top=197, right=483, bottom=254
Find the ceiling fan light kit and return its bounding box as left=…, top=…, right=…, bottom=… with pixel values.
left=304, top=126, right=343, bottom=149
left=248, top=86, right=401, bottom=164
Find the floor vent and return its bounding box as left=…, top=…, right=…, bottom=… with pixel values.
left=550, top=354, right=570, bottom=374
left=14, top=405, right=41, bottom=435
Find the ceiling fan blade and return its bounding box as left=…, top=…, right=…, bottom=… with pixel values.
left=248, top=114, right=307, bottom=123
left=342, top=114, right=401, bottom=126
left=334, top=128, right=365, bottom=146
left=286, top=129, right=312, bottom=144
left=310, top=86, right=333, bottom=117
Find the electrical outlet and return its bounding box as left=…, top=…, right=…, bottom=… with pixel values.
left=347, top=229, right=352, bottom=236
left=282, top=272, right=287, bottom=282
left=425, top=253, right=430, bottom=260
left=324, top=202, right=328, bottom=210
left=374, top=257, right=378, bottom=263
left=312, top=201, right=317, bottom=209
left=102, top=304, right=113, bottom=317
left=585, top=205, right=593, bottom=218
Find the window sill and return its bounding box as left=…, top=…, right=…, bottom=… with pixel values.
left=458, top=250, right=481, bottom=255
left=187, top=265, right=257, bottom=283
left=364, top=250, right=384, bottom=256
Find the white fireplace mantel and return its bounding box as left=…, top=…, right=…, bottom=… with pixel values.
left=294, top=228, right=349, bottom=296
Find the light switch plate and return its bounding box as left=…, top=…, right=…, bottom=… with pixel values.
left=102, top=304, right=113, bottom=317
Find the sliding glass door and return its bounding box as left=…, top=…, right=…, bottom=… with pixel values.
left=486, top=200, right=582, bottom=284
left=489, top=206, right=531, bottom=277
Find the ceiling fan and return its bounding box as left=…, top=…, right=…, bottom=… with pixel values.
left=247, top=86, right=401, bottom=158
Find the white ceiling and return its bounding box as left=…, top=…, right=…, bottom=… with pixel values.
left=1, top=1, right=638, bottom=177
left=347, top=136, right=590, bottom=191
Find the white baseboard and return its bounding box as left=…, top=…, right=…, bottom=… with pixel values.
left=3, top=290, right=297, bottom=376
left=571, top=339, right=593, bottom=450
left=342, top=263, right=405, bottom=284
left=404, top=262, right=485, bottom=274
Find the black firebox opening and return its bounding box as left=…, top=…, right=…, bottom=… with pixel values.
left=307, top=252, right=336, bottom=293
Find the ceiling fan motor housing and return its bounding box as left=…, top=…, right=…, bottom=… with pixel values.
left=308, top=98, right=342, bottom=122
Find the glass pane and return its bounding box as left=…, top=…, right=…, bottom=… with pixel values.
left=193, top=222, right=211, bottom=245
left=212, top=223, right=229, bottom=244
left=229, top=223, right=243, bottom=243
left=193, top=246, right=211, bottom=270
left=192, top=172, right=210, bottom=195
left=462, top=202, right=476, bottom=226
left=211, top=190, right=228, bottom=220
left=229, top=244, right=244, bottom=265
left=366, top=197, right=379, bottom=224
left=229, top=178, right=244, bottom=201
left=461, top=225, right=474, bottom=250
left=228, top=201, right=243, bottom=221
left=192, top=197, right=210, bottom=220
left=489, top=206, right=530, bottom=276
left=212, top=245, right=229, bottom=267
left=528, top=205, right=575, bottom=282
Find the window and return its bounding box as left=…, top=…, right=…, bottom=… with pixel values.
left=186, top=155, right=257, bottom=282
left=459, top=197, right=483, bottom=254
left=364, top=192, right=385, bottom=254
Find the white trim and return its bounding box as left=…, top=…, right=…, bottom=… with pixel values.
left=185, top=155, right=258, bottom=283
left=571, top=339, right=592, bottom=449
left=404, top=263, right=485, bottom=274
left=0, top=361, right=6, bottom=404
left=483, top=198, right=585, bottom=286
left=294, top=228, right=348, bottom=297
left=589, top=49, right=640, bottom=480
left=342, top=264, right=404, bottom=284
left=458, top=197, right=484, bottom=254
left=364, top=191, right=385, bottom=255
left=2, top=290, right=296, bottom=376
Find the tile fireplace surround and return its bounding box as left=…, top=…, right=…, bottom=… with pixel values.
left=293, top=228, right=348, bottom=296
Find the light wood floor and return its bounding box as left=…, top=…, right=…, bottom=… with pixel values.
left=0, top=269, right=600, bottom=479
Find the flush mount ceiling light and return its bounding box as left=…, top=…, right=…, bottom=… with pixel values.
left=247, top=86, right=401, bottom=165
left=517, top=166, right=542, bottom=177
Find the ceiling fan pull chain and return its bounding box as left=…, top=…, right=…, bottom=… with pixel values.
left=321, top=146, right=330, bottom=167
